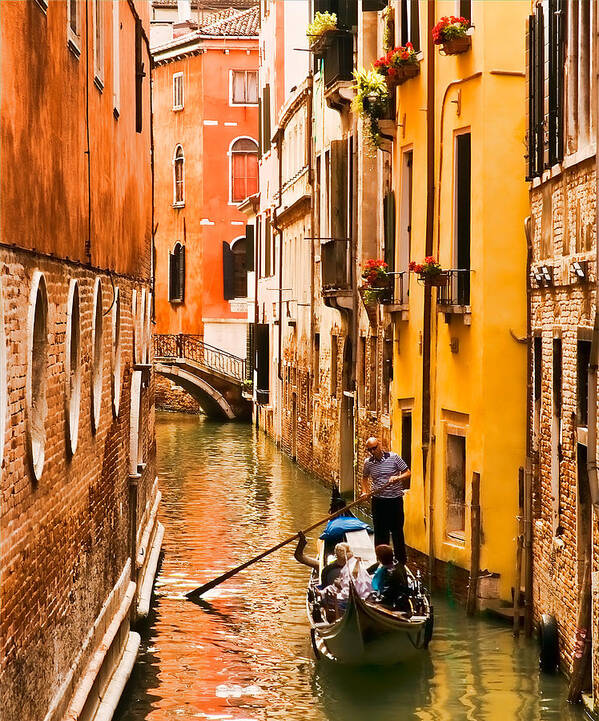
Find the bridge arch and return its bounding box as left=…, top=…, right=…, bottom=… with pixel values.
left=155, top=362, right=236, bottom=420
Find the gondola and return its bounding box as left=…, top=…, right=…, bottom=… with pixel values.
left=306, top=512, right=433, bottom=665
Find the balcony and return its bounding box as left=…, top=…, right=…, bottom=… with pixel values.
left=323, top=33, right=354, bottom=110
left=321, top=238, right=352, bottom=311
left=379, top=271, right=409, bottom=319
left=437, top=269, right=472, bottom=324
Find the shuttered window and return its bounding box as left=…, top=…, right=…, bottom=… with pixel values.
left=135, top=17, right=144, bottom=133
left=222, top=242, right=234, bottom=300
left=400, top=0, right=420, bottom=52
left=262, top=84, right=271, bottom=152
left=527, top=1, right=564, bottom=179
left=245, top=224, right=255, bottom=272
left=383, top=191, right=395, bottom=272
left=168, top=244, right=185, bottom=303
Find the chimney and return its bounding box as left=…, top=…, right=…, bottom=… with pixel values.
left=177, top=0, right=192, bottom=22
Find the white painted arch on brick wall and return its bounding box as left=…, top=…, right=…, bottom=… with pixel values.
left=91, top=277, right=104, bottom=433
left=112, top=287, right=122, bottom=418
left=65, top=279, right=81, bottom=455
left=26, top=271, right=49, bottom=481
left=129, top=369, right=143, bottom=475
left=132, top=288, right=139, bottom=365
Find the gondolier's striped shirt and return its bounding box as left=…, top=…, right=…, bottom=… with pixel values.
left=362, top=452, right=409, bottom=499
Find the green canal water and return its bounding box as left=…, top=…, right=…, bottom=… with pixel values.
left=115, top=412, right=585, bottom=721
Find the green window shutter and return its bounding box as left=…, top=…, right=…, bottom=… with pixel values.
left=223, top=241, right=234, bottom=300
left=383, top=191, right=396, bottom=271
left=246, top=224, right=255, bottom=272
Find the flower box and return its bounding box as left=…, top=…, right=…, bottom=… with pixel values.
left=433, top=16, right=472, bottom=56
left=417, top=271, right=448, bottom=287
left=441, top=35, right=471, bottom=55
left=386, top=62, right=420, bottom=88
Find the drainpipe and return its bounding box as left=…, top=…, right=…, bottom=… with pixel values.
left=524, top=215, right=534, bottom=637
left=589, top=12, right=599, bottom=507
left=307, top=74, right=315, bottom=400
left=423, top=0, right=435, bottom=588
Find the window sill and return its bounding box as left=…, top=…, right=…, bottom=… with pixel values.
left=172, top=202, right=185, bottom=209
left=33, top=0, right=48, bottom=12
left=169, top=298, right=184, bottom=305
left=438, top=305, right=472, bottom=325
left=230, top=101, right=259, bottom=107
left=67, top=35, right=81, bottom=59
left=445, top=532, right=466, bottom=547
left=94, top=74, right=104, bottom=93
left=172, top=105, right=184, bottom=112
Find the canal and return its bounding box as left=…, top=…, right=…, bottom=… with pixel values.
left=115, top=412, right=584, bottom=721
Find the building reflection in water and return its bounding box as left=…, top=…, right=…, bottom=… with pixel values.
left=114, top=414, right=582, bottom=721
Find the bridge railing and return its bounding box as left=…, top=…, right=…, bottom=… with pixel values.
left=154, top=334, right=246, bottom=382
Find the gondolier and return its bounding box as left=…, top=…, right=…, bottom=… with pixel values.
left=360, top=437, right=411, bottom=564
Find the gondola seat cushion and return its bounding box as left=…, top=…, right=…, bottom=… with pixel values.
left=319, top=517, right=372, bottom=542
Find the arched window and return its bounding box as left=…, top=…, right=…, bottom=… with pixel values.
left=230, top=137, right=258, bottom=203
left=169, top=243, right=185, bottom=302
left=222, top=237, right=247, bottom=300
left=173, top=145, right=185, bottom=206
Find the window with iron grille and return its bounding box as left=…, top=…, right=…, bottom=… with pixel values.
left=169, top=243, right=185, bottom=302
left=232, top=70, right=258, bottom=105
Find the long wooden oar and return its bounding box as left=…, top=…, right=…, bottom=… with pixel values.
left=185, top=480, right=397, bottom=601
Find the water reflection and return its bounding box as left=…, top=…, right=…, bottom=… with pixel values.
left=115, top=413, right=583, bottom=721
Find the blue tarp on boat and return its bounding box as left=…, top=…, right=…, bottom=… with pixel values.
left=319, top=517, right=372, bottom=541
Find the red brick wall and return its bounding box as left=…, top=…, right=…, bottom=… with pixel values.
left=0, top=254, right=155, bottom=721
left=529, top=159, right=597, bottom=680
left=155, top=374, right=203, bottom=414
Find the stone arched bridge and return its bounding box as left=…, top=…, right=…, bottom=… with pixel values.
left=153, top=334, right=251, bottom=420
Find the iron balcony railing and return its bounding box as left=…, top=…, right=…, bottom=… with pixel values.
left=154, top=334, right=246, bottom=382
left=380, top=271, right=408, bottom=306
left=437, top=269, right=471, bottom=307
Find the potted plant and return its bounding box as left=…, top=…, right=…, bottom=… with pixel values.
left=359, top=259, right=391, bottom=323
left=409, top=256, right=448, bottom=286
left=306, top=11, right=338, bottom=54
left=374, top=43, right=420, bottom=88
left=432, top=16, right=471, bottom=55
left=352, top=69, right=390, bottom=153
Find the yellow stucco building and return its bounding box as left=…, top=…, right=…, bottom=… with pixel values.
left=389, top=0, right=530, bottom=604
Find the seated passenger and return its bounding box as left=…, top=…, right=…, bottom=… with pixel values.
left=369, top=544, right=413, bottom=610
left=370, top=544, right=395, bottom=595
left=320, top=541, right=351, bottom=587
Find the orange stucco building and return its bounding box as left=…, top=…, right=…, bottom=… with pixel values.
left=152, top=4, right=259, bottom=359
